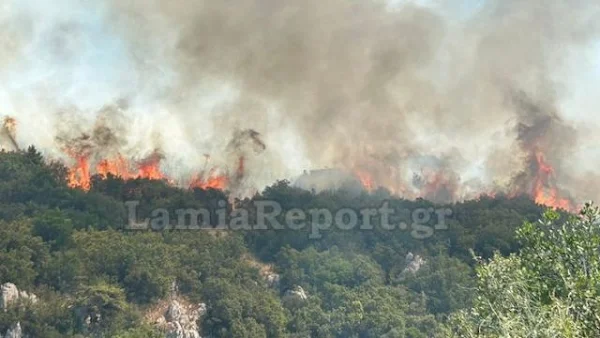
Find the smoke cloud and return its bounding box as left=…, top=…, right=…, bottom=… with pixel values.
left=1, top=0, right=599, bottom=204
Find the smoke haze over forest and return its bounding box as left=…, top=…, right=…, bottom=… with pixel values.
left=1, top=0, right=600, bottom=206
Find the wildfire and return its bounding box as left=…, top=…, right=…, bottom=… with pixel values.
left=355, top=170, right=375, bottom=192
left=188, top=154, right=230, bottom=190
left=137, top=151, right=165, bottom=180
left=480, top=191, right=497, bottom=199
left=43, top=148, right=589, bottom=211
left=67, top=154, right=91, bottom=191
left=3, top=116, right=16, bottom=135
left=236, top=156, right=245, bottom=181
left=531, top=150, right=574, bottom=211
left=4, top=115, right=580, bottom=209
left=65, top=150, right=169, bottom=191
left=1, top=116, right=19, bottom=150
left=189, top=170, right=229, bottom=190
left=350, top=153, right=575, bottom=211
left=413, top=168, right=459, bottom=203
left=97, top=155, right=132, bottom=179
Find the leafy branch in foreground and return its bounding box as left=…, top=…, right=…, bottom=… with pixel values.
left=448, top=203, right=600, bottom=337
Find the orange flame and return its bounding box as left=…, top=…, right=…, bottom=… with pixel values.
left=59, top=136, right=576, bottom=210
left=65, top=150, right=169, bottom=190
left=67, top=154, right=91, bottom=191
left=531, top=150, right=574, bottom=211
left=138, top=161, right=163, bottom=180
left=190, top=168, right=229, bottom=190
left=97, top=155, right=133, bottom=179
left=64, top=146, right=234, bottom=192
left=355, top=170, right=375, bottom=192
left=134, top=150, right=166, bottom=181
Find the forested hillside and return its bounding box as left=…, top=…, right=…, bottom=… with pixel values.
left=1, top=148, right=596, bottom=337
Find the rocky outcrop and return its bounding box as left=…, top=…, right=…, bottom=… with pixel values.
left=148, top=298, right=205, bottom=338
left=0, top=284, right=35, bottom=338
left=1, top=283, right=37, bottom=311
left=266, top=273, right=280, bottom=289
left=73, top=305, right=103, bottom=335
left=284, top=286, right=308, bottom=301
left=242, top=255, right=280, bottom=289
left=398, top=252, right=426, bottom=280
left=2, top=322, right=22, bottom=338
left=282, top=285, right=308, bottom=308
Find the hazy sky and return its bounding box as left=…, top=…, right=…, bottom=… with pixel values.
left=2, top=0, right=598, bottom=120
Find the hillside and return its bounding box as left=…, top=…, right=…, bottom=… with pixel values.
left=1, top=148, right=596, bottom=337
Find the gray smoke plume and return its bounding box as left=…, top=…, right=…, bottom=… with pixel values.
left=1, top=0, right=599, bottom=204
left=0, top=116, right=19, bottom=151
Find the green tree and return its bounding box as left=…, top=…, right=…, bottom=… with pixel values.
left=32, top=209, right=74, bottom=250
left=448, top=203, right=600, bottom=337
left=0, top=220, right=49, bottom=287
left=73, top=281, right=136, bottom=336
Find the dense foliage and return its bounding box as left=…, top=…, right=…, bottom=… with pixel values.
left=448, top=204, right=600, bottom=337
left=1, top=147, right=589, bottom=337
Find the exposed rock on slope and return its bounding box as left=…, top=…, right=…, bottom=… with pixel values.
left=284, top=286, right=308, bottom=301
left=146, top=297, right=206, bottom=338
left=0, top=283, right=37, bottom=338
left=1, top=283, right=37, bottom=311
left=397, top=252, right=426, bottom=281
left=2, top=322, right=22, bottom=338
